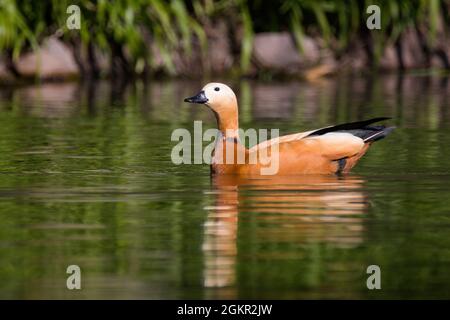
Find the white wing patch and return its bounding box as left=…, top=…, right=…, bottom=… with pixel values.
left=306, top=132, right=365, bottom=159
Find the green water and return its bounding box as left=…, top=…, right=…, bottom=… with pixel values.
left=0, top=75, right=449, bottom=299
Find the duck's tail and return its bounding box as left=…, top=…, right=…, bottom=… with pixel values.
left=362, top=126, right=396, bottom=142
left=321, top=118, right=395, bottom=174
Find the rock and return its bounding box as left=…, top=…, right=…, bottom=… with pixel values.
left=252, top=32, right=320, bottom=73
left=149, top=19, right=234, bottom=76
left=398, top=28, right=428, bottom=69
left=205, top=20, right=234, bottom=74
left=430, top=45, right=450, bottom=69
left=17, top=37, right=79, bottom=79
left=68, top=40, right=109, bottom=77
left=428, top=13, right=450, bottom=69
left=379, top=44, right=398, bottom=70
left=0, top=58, right=15, bottom=82
left=339, top=41, right=370, bottom=71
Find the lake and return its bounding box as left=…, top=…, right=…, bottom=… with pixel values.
left=0, top=74, right=449, bottom=299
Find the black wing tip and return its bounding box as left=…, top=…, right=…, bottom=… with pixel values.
left=307, top=117, right=393, bottom=137
left=357, top=117, right=392, bottom=125
left=371, top=117, right=391, bottom=121
left=364, top=126, right=396, bottom=142
left=383, top=126, right=396, bottom=136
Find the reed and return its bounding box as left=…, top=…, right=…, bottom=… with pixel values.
left=0, top=0, right=448, bottom=75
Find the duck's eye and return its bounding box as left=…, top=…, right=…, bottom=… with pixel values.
left=214, top=87, right=220, bottom=91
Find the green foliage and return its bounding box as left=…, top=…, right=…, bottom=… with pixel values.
left=0, top=0, right=448, bottom=74
left=0, top=0, right=39, bottom=59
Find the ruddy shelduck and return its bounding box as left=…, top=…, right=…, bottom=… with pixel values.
left=184, top=83, right=394, bottom=175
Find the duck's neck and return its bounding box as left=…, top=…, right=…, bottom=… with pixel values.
left=215, top=108, right=239, bottom=139
left=211, top=108, right=248, bottom=174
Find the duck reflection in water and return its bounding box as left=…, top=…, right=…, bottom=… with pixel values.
left=202, top=174, right=368, bottom=295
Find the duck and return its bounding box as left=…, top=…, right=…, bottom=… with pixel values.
left=184, top=82, right=394, bottom=175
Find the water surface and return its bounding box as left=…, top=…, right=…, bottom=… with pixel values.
left=0, top=75, right=449, bottom=299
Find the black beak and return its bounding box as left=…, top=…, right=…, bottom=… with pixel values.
left=184, top=90, right=208, bottom=104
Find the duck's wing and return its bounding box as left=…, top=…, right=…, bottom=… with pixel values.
left=299, top=132, right=365, bottom=160
left=249, top=131, right=364, bottom=160
left=248, top=130, right=315, bottom=152
left=250, top=117, right=394, bottom=159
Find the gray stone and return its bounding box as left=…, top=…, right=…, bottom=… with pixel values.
left=252, top=32, right=320, bottom=73
left=206, top=20, right=234, bottom=74
left=17, top=37, right=79, bottom=78
left=379, top=44, right=398, bottom=70
left=149, top=20, right=234, bottom=76
left=0, top=58, right=15, bottom=82
left=399, top=28, right=428, bottom=69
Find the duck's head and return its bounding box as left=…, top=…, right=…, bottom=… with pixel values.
left=184, top=83, right=237, bottom=114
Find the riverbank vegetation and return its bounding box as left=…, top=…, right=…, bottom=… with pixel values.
left=0, top=0, right=449, bottom=81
